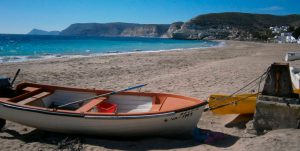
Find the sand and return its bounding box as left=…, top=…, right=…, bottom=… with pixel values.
left=0, top=40, right=300, bottom=151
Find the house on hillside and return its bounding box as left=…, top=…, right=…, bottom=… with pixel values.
left=275, top=32, right=297, bottom=43
left=270, top=26, right=289, bottom=34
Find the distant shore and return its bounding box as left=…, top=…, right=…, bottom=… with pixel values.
left=0, top=40, right=300, bottom=151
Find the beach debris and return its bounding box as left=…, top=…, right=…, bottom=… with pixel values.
left=245, top=120, right=257, bottom=134
left=57, top=137, right=83, bottom=151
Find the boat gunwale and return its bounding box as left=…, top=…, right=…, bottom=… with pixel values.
left=0, top=100, right=204, bottom=119
left=0, top=82, right=207, bottom=118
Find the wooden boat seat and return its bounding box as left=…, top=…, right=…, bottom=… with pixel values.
left=9, top=87, right=43, bottom=103
left=151, top=104, right=162, bottom=112
left=23, top=87, right=40, bottom=92
left=0, top=98, right=10, bottom=102
left=76, top=97, right=106, bottom=113
left=151, top=96, right=167, bottom=112
left=160, top=97, right=196, bottom=111
left=17, top=92, right=51, bottom=105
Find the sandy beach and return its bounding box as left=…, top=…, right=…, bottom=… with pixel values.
left=0, top=40, right=300, bottom=151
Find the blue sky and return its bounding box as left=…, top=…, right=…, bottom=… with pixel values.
left=1, top=0, right=300, bottom=34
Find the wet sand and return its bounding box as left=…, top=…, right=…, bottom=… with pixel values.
left=0, top=40, right=300, bottom=151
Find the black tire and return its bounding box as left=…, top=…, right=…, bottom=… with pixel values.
left=0, top=118, right=6, bottom=129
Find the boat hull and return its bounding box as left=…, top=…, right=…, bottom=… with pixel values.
left=289, top=67, right=300, bottom=94
left=0, top=102, right=204, bottom=137
left=285, top=52, right=300, bottom=61
left=208, top=94, right=257, bottom=114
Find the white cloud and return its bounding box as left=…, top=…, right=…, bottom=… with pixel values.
left=259, top=6, right=284, bottom=11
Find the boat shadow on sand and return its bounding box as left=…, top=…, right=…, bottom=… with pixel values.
left=0, top=128, right=239, bottom=150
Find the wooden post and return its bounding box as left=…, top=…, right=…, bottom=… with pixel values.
left=262, top=62, right=298, bottom=98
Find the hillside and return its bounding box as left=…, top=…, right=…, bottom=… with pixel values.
left=27, top=29, right=60, bottom=35
left=60, top=23, right=170, bottom=38
left=29, top=12, right=300, bottom=40
left=172, top=12, right=300, bottom=40
left=190, top=13, right=300, bottom=29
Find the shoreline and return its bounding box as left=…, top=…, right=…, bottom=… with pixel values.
left=0, top=40, right=300, bottom=151
left=0, top=40, right=224, bottom=64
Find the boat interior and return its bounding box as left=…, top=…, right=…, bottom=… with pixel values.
left=0, top=83, right=203, bottom=114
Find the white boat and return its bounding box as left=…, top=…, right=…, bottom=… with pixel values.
left=285, top=52, right=300, bottom=61
left=0, top=83, right=206, bottom=137
left=290, top=67, right=300, bottom=92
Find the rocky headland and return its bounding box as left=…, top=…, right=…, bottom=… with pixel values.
left=59, top=22, right=170, bottom=38
left=27, top=29, right=60, bottom=35
left=28, top=12, right=300, bottom=41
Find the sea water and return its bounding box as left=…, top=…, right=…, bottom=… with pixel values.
left=0, top=34, right=220, bottom=63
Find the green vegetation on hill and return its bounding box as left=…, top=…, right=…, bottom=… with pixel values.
left=292, top=27, right=300, bottom=38
left=172, top=12, right=300, bottom=40
left=189, top=12, right=300, bottom=31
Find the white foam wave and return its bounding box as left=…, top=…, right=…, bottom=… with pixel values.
left=0, top=41, right=225, bottom=63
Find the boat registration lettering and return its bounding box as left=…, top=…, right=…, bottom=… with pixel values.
left=164, top=110, right=193, bottom=122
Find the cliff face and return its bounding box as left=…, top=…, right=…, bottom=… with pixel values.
left=171, top=12, right=300, bottom=40
left=33, top=12, right=300, bottom=40
left=60, top=23, right=170, bottom=38
left=166, top=22, right=184, bottom=37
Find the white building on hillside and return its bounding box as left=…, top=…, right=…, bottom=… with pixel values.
left=286, top=36, right=297, bottom=43
left=275, top=32, right=297, bottom=43
left=270, top=26, right=289, bottom=34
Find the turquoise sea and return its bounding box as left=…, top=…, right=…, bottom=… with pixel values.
left=0, top=34, right=220, bottom=63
